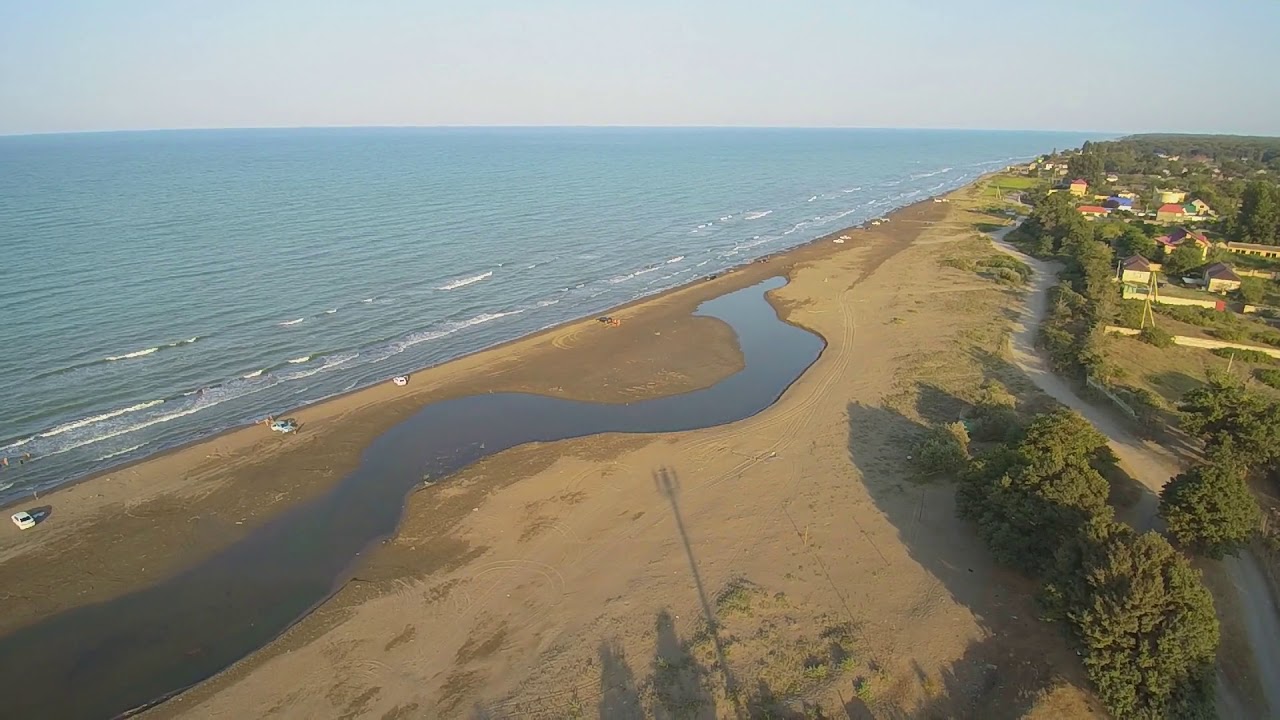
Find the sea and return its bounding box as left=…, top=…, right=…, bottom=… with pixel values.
left=0, top=127, right=1104, bottom=501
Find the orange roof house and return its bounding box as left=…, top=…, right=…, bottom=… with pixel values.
left=1069, top=178, right=1089, bottom=196
left=1077, top=205, right=1111, bottom=218
left=1156, top=203, right=1187, bottom=222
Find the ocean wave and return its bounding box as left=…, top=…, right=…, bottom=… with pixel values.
left=744, top=210, right=772, bottom=220
left=719, top=215, right=733, bottom=221
left=104, top=347, right=159, bottom=361
left=807, top=195, right=818, bottom=202
left=911, top=167, right=953, bottom=180
left=288, top=355, right=311, bottom=364
left=325, top=309, right=337, bottom=314
left=666, top=255, right=685, bottom=264
left=279, top=352, right=358, bottom=381
left=437, top=270, right=493, bottom=291
left=279, top=318, right=304, bottom=327
left=243, top=369, right=265, bottom=379
left=842, top=187, right=862, bottom=193
left=95, top=443, right=146, bottom=462
left=38, top=399, right=166, bottom=440
left=535, top=298, right=560, bottom=308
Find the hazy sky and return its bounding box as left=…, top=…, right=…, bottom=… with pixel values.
left=2, top=0, right=1277, bottom=136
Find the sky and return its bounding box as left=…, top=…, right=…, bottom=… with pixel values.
left=1, top=0, right=1278, bottom=136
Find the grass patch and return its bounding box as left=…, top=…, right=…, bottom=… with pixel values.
left=1256, top=368, right=1280, bottom=390
left=1212, top=347, right=1274, bottom=364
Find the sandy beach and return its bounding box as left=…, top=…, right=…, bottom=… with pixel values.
left=2, top=181, right=1107, bottom=718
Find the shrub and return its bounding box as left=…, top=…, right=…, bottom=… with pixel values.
left=1160, top=457, right=1261, bottom=559
left=1255, top=368, right=1280, bottom=390
left=1210, top=326, right=1246, bottom=342
left=1137, top=325, right=1175, bottom=348
left=977, top=255, right=1032, bottom=283
left=1211, top=347, right=1273, bottom=364
left=913, top=422, right=970, bottom=476
left=1116, top=300, right=1146, bottom=330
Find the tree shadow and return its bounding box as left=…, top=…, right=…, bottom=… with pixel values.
left=599, top=638, right=644, bottom=720
left=845, top=399, right=1094, bottom=717
left=650, top=609, right=718, bottom=719
left=913, top=384, right=973, bottom=427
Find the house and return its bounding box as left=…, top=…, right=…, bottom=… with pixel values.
left=1202, top=263, right=1242, bottom=293
left=1157, top=189, right=1188, bottom=205
left=1156, top=203, right=1187, bottom=222
left=1103, top=196, right=1134, bottom=212
left=1189, top=198, right=1215, bottom=216
left=1225, top=241, right=1280, bottom=259
left=1118, top=191, right=1140, bottom=201
left=1078, top=205, right=1111, bottom=218
left=1121, top=255, right=1154, bottom=284
left=1106, top=174, right=1119, bottom=183
left=1157, top=228, right=1211, bottom=261
left=1069, top=178, right=1089, bottom=196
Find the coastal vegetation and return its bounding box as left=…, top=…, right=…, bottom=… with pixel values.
left=957, top=409, right=1220, bottom=718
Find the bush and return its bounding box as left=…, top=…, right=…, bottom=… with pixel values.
left=1256, top=368, right=1280, bottom=390
left=1041, top=519, right=1219, bottom=720
left=1116, top=300, right=1146, bottom=330
left=913, top=422, right=970, bottom=476
left=1160, top=457, right=1261, bottom=559
left=1153, top=305, right=1223, bottom=328
left=977, top=255, right=1032, bottom=283
left=1211, top=347, right=1273, bottom=364
left=1137, top=325, right=1175, bottom=348
left=957, top=410, right=1111, bottom=575
left=1210, top=326, right=1246, bottom=342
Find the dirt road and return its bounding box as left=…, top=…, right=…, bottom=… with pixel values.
left=991, top=229, right=1280, bottom=718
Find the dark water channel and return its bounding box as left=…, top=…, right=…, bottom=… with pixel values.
left=0, top=276, right=823, bottom=719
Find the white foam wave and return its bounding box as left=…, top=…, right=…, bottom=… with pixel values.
left=280, top=352, right=358, bottom=381
left=243, top=369, right=265, bottom=379
left=437, top=271, right=493, bottom=291
left=744, top=210, right=773, bottom=220
left=325, top=309, right=337, bottom=314
left=288, top=355, right=311, bottom=364
left=363, top=297, right=375, bottom=303
left=695, top=260, right=712, bottom=268
left=279, top=318, right=304, bottom=327
left=95, top=443, right=145, bottom=462
left=666, top=255, right=685, bottom=264
left=535, top=299, right=560, bottom=308
left=807, top=195, right=818, bottom=202
left=842, top=187, right=862, bottom=193
left=105, top=347, right=158, bottom=361
left=911, top=167, right=953, bottom=180
left=719, top=215, right=733, bottom=221
left=39, top=399, right=165, bottom=440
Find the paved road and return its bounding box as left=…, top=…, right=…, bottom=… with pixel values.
left=990, top=228, right=1280, bottom=718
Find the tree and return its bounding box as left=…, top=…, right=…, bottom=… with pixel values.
left=1115, top=225, right=1157, bottom=260
left=957, top=410, right=1111, bottom=575
left=1069, top=151, right=1106, bottom=190
left=1161, top=244, right=1205, bottom=277
left=1160, top=454, right=1261, bottom=558
left=1041, top=520, right=1219, bottom=720
left=1180, top=373, right=1280, bottom=470
left=1238, top=276, right=1268, bottom=305
left=1235, top=180, right=1280, bottom=246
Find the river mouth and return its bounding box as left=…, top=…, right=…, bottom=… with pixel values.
left=0, top=276, right=824, bottom=719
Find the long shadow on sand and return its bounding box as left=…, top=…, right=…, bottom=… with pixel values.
left=842, top=369, right=1097, bottom=717
left=0, top=276, right=823, bottom=720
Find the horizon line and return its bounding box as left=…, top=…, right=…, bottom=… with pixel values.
left=0, top=123, right=1139, bottom=140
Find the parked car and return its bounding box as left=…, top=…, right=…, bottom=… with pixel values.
left=11, top=511, right=35, bottom=530
left=270, top=419, right=298, bottom=433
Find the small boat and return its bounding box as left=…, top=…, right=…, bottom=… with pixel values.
left=392, top=375, right=409, bottom=386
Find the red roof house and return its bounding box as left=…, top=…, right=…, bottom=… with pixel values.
left=1077, top=205, right=1111, bottom=217
left=1156, top=203, right=1187, bottom=221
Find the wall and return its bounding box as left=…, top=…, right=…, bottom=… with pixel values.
left=1105, top=326, right=1280, bottom=358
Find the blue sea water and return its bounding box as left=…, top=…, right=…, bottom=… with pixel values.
left=0, top=127, right=1102, bottom=500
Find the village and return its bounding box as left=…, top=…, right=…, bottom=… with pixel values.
left=1008, top=142, right=1280, bottom=322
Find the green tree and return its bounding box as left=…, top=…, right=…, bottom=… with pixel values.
left=1238, top=276, right=1268, bottom=305
left=1068, top=151, right=1106, bottom=190
left=1042, top=519, right=1219, bottom=720
left=1180, top=373, right=1280, bottom=470
left=1235, top=180, right=1280, bottom=245
left=1115, top=225, right=1157, bottom=260
left=1160, top=454, right=1261, bottom=558
left=957, top=410, right=1111, bottom=575
left=1161, top=244, right=1205, bottom=277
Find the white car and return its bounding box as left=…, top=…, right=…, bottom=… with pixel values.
left=11, top=511, right=35, bottom=530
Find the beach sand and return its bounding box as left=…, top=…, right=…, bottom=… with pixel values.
left=2, top=183, right=1105, bottom=718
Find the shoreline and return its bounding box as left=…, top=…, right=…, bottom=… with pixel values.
left=0, top=194, right=949, bottom=513
left=0, top=186, right=971, bottom=644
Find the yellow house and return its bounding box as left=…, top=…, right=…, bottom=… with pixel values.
left=1189, top=198, right=1214, bottom=216
left=1226, top=241, right=1280, bottom=259
left=1121, top=255, right=1154, bottom=284
left=1157, top=188, right=1188, bottom=204
left=1202, top=263, right=1242, bottom=294
left=1069, top=178, right=1088, bottom=196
